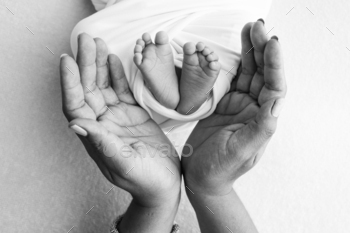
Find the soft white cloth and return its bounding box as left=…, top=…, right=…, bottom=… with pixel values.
left=71, top=0, right=271, bottom=148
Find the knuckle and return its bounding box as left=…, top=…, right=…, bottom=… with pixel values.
left=250, top=153, right=260, bottom=167
left=249, top=121, right=276, bottom=142
left=94, top=137, right=107, bottom=154
left=116, top=102, right=128, bottom=112
left=261, top=125, right=276, bottom=139
left=119, top=86, right=131, bottom=96
left=243, top=153, right=260, bottom=170
left=242, top=66, right=255, bottom=76
left=96, top=141, right=105, bottom=153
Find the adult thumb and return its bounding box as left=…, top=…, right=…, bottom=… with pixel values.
left=68, top=118, right=124, bottom=157
left=244, top=97, right=285, bottom=149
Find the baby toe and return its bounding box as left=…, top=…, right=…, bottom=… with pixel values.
left=196, top=42, right=205, bottom=52
left=202, top=47, right=212, bottom=56
left=206, top=53, right=218, bottom=62
left=134, top=44, right=143, bottom=54
left=136, top=38, right=145, bottom=49
left=209, top=61, right=220, bottom=71
left=183, top=42, right=196, bottom=55
left=142, top=32, right=153, bottom=45
left=133, top=53, right=143, bottom=66
left=155, top=31, right=169, bottom=45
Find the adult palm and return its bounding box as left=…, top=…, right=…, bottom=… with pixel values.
left=182, top=23, right=287, bottom=196
left=60, top=34, right=180, bottom=207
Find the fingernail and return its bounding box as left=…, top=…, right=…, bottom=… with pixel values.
left=271, top=35, right=279, bottom=41
left=60, top=53, right=68, bottom=58
left=272, top=98, right=285, bottom=117
left=70, top=124, right=88, bottom=136
left=257, top=18, right=265, bottom=25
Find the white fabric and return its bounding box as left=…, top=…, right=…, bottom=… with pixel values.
left=71, top=0, right=271, bottom=144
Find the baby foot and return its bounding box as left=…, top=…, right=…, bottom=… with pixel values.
left=133, top=31, right=179, bottom=109
left=177, top=42, right=220, bottom=114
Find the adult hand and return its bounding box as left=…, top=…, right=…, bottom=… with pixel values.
left=60, top=33, right=181, bottom=208
left=182, top=21, right=287, bottom=196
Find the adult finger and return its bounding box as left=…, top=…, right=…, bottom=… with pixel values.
left=94, top=38, right=119, bottom=105
left=109, top=54, right=137, bottom=105
left=236, top=38, right=286, bottom=158
left=258, top=37, right=287, bottom=105
left=60, top=54, right=95, bottom=121
left=236, top=22, right=256, bottom=92
left=77, top=33, right=107, bottom=116
left=249, top=19, right=269, bottom=99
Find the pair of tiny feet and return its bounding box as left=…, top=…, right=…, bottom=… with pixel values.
left=133, top=19, right=271, bottom=114
left=133, top=31, right=220, bottom=114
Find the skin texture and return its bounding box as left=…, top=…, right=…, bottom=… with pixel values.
left=134, top=31, right=180, bottom=109
left=133, top=31, right=220, bottom=114
left=181, top=20, right=287, bottom=232
left=59, top=19, right=286, bottom=233
left=177, top=41, right=221, bottom=114
left=60, top=33, right=180, bottom=233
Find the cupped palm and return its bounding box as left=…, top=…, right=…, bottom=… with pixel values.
left=182, top=22, right=287, bottom=196
left=60, top=34, right=180, bottom=205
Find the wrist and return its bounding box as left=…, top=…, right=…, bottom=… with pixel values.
left=185, top=182, right=234, bottom=210
left=132, top=188, right=181, bottom=210
left=184, top=187, right=258, bottom=233
left=132, top=182, right=181, bottom=209
left=183, top=175, right=233, bottom=198
left=118, top=193, right=180, bottom=233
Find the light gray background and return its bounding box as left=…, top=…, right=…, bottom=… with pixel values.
left=1, top=0, right=350, bottom=232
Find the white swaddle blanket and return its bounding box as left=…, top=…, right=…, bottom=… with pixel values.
left=71, top=0, right=271, bottom=147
